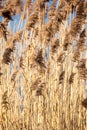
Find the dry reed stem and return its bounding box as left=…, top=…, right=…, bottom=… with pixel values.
left=0, top=0, right=87, bottom=130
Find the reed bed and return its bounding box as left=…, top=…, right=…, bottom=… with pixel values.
left=0, top=0, right=87, bottom=130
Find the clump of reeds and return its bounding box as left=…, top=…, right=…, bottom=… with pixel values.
left=51, top=38, right=59, bottom=53
left=59, top=71, right=65, bottom=84
left=82, top=98, right=87, bottom=109
left=35, top=49, right=46, bottom=69
left=69, top=72, right=76, bottom=84
left=2, top=47, right=13, bottom=64
left=11, top=70, right=19, bottom=82
left=1, top=91, right=9, bottom=111
left=0, top=22, right=8, bottom=40
left=30, top=77, right=45, bottom=96
left=0, top=0, right=87, bottom=130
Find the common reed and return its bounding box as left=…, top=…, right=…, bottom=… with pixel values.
left=0, top=0, right=87, bottom=130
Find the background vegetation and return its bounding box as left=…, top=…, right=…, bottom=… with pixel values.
left=0, top=0, right=87, bottom=129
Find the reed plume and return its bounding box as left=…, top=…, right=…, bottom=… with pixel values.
left=0, top=0, right=86, bottom=130
left=2, top=47, right=13, bottom=64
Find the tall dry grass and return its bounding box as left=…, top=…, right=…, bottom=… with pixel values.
left=0, top=0, right=87, bottom=130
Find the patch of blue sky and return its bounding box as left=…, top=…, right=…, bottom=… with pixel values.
left=68, top=10, right=76, bottom=27
left=56, top=0, right=59, bottom=8
left=10, top=14, right=20, bottom=32
left=32, top=0, right=35, bottom=2
left=48, top=0, right=53, bottom=8
left=45, top=16, right=48, bottom=23
left=10, top=14, right=26, bottom=33
left=0, top=16, right=3, bottom=22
